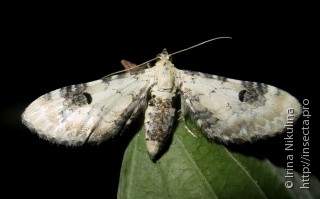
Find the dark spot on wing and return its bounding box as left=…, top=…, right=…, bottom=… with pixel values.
left=187, top=104, right=219, bottom=134
left=74, top=83, right=87, bottom=92
left=59, top=83, right=92, bottom=107
left=101, top=75, right=112, bottom=82
left=240, top=81, right=267, bottom=106
left=241, top=90, right=259, bottom=103
left=256, top=83, right=268, bottom=95
left=60, top=83, right=86, bottom=99
left=242, top=81, right=254, bottom=90
left=72, top=93, right=91, bottom=106
left=199, top=72, right=213, bottom=79
left=238, top=88, right=266, bottom=106
left=83, top=92, right=92, bottom=104
left=238, top=90, right=247, bottom=102
left=66, top=85, right=72, bottom=93
left=183, top=70, right=196, bottom=76
left=242, top=81, right=268, bottom=95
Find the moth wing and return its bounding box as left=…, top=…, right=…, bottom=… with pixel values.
left=22, top=69, right=154, bottom=145
left=178, top=70, right=301, bottom=142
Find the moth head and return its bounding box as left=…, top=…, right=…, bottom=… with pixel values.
left=156, top=48, right=172, bottom=61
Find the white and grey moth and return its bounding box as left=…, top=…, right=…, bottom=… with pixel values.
left=22, top=40, right=302, bottom=159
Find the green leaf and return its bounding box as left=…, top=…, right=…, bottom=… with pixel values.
left=118, top=119, right=319, bottom=199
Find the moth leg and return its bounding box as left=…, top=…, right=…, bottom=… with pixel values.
left=183, top=122, right=198, bottom=138
left=180, top=95, right=198, bottom=138
left=121, top=59, right=152, bottom=71
left=120, top=59, right=137, bottom=70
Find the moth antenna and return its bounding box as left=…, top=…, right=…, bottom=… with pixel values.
left=133, top=37, right=232, bottom=68
left=169, top=37, right=232, bottom=57
left=106, top=37, right=232, bottom=78
left=136, top=57, right=157, bottom=68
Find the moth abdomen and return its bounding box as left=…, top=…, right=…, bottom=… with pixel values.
left=145, top=96, right=176, bottom=159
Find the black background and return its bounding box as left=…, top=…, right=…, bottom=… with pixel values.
left=1, top=3, right=318, bottom=198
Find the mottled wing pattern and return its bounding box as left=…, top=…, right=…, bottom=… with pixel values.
left=178, top=70, right=301, bottom=143
left=22, top=69, right=155, bottom=145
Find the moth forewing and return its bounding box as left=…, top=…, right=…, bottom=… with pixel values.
left=22, top=70, right=154, bottom=146
left=178, top=70, right=301, bottom=143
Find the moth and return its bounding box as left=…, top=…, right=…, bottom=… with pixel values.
left=22, top=38, right=302, bottom=159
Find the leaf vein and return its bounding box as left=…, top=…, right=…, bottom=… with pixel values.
left=175, top=135, right=218, bottom=199
left=224, top=147, right=268, bottom=199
